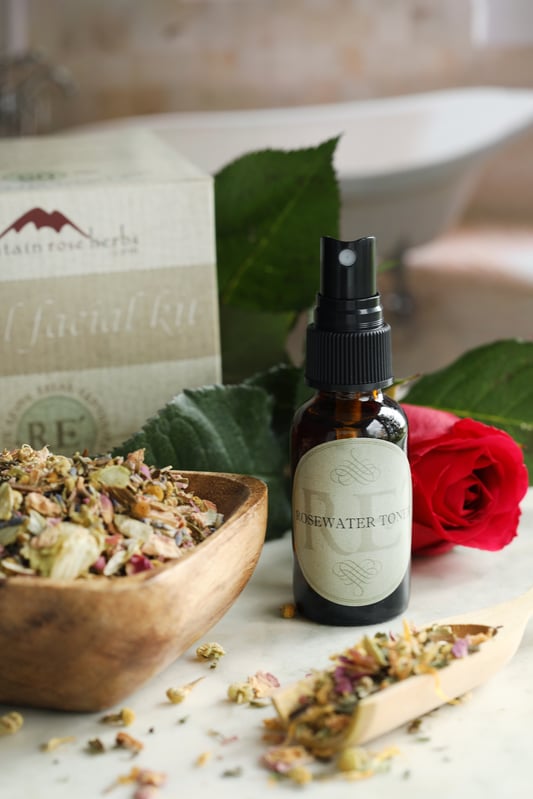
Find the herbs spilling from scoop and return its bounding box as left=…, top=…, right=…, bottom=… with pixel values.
left=262, top=621, right=496, bottom=783
left=0, top=445, right=223, bottom=580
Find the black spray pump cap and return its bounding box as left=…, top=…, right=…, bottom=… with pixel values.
left=320, top=236, right=376, bottom=301
left=305, top=235, right=393, bottom=391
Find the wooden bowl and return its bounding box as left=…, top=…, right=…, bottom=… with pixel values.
left=0, top=472, right=267, bottom=712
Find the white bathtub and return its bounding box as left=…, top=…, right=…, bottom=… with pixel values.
left=80, top=87, right=533, bottom=259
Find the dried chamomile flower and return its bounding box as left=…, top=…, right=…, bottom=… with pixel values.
left=101, top=707, right=136, bottom=726
left=337, top=746, right=371, bottom=773
left=40, top=736, right=76, bottom=752
left=227, top=682, right=255, bottom=704
left=0, top=711, right=23, bottom=735
left=406, top=717, right=423, bottom=734
left=196, top=641, right=226, bottom=667
left=166, top=677, right=204, bottom=704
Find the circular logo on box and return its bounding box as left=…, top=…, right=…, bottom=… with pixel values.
left=16, top=394, right=98, bottom=455
left=3, top=384, right=111, bottom=456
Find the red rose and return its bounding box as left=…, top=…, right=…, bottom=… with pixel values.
left=404, top=404, right=529, bottom=556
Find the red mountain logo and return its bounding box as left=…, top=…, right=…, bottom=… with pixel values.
left=0, top=207, right=89, bottom=239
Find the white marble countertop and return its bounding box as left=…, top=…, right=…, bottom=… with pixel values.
left=2, top=489, right=533, bottom=799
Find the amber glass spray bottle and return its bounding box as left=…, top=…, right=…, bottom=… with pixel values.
left=291, top=236, right=412, bottom=625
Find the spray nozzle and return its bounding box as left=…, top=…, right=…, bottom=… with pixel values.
left=305, top=234, right=393, bottom=391
left=314, top=235, right=382, bottom=333
left=320, top=236, right=377, bottom=300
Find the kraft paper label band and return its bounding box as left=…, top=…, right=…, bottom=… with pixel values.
left=0, top=264, right=218, bottom=376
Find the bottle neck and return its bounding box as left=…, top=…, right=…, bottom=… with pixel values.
left=316, top=389, right=384, bottom=403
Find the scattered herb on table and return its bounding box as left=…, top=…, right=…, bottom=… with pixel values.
left=115, top=731, right=144, bottom=755
left=101, top=708, right=136, bottom=727
left=221, top=767, right=243, bottom=778
left=166, top=677, right=204, bottom=705
left=195, top=751, right=212, bottom=767
left=87, top=738, right=106, bottom=754
left=280, top=602, right=296, bottom=619
left=0, top=711, right=23, bottom=735
left=207, top=729, right=238, bottom=745
left=40, top=736, right=76, bottom=752
left=406, top=718, right=423, bottom=734
left=228, top=670, right=280, bottom=705
left=105, top=767, right=167, bottom=798
left=196, top=642, right=226, bottom=668
left=227, top=681, right=255, bottom=704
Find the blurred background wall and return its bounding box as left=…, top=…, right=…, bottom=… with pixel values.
left=2, top=0, right=533, bottom=221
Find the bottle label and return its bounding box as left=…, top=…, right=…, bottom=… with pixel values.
left=292, top=438, right=412, bottom=607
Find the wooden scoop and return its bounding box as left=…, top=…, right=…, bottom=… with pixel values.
left=272, top=585, right=533, bottom=746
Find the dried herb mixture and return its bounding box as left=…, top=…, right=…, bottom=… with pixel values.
left=0, top=445, right=223, bottom=580
left=262, top=620, right=496, bottom=782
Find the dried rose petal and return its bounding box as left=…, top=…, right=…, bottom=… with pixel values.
left=133, top=786, right=159, bottom=799
left=451, top=638, right=469, bottom=658
left=262, top=745, right=312, bottom=774
left=248, top=671, right=280, bottom=698
left=91, top=555, right=106, bottom=574
left=99, top=493, right=114, bottom=524
left=126, top=554, right=154, bottom=575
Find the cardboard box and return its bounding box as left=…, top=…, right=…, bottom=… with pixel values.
left=0, top=130, right=221, bottom=455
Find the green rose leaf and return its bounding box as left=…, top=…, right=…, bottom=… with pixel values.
left=215, top=137, right=340, bottom=312
left=219, top=304, right=295, bottom=384
left=113, top=384, right=291, bottom=539
left=245, top=363, right=312, bottom=449
left=403, top=339, right=533, bottom=477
